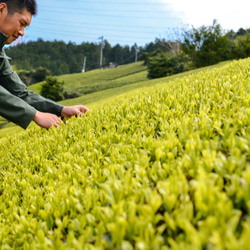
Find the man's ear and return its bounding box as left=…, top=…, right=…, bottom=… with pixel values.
left=0, top=3, right=7, bottom=15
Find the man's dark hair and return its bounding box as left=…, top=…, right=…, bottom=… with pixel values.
left=0, top=0, right=37, bottom=15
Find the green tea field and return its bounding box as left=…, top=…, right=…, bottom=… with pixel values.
left=0, top=61, right=229, bottom=137
left=0, top=58, right=250, bottom=249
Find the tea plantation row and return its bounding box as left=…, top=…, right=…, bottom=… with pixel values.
left=0, top=59, right=250, bottom=249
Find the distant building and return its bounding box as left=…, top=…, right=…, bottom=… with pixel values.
left=102, top=62, right=119, bottom=70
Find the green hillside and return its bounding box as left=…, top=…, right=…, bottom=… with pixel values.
left=0, top=58, right=250, bottom=249
left=0, top=60, right=230, bottom=137
left=0, top=62, right=147, bottom=136
left=28, top=62, right=148, bottom=96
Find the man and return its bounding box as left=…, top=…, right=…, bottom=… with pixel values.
left=0, top=0, right=89, bottom=129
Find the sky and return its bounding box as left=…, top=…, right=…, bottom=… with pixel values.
left=22, top=0, right=250, bottom=48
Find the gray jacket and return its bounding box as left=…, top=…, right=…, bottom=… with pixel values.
left=0, top=32, right=63, bottom=129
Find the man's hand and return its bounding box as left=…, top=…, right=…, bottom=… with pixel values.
left=33, top=105, right=89, bottom=129
left=33, top=110, right=64, bottom=129
left=61, top=105, right=89, bottom=119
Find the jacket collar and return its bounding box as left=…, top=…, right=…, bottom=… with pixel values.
left=0, top=32, right=9, bottom=49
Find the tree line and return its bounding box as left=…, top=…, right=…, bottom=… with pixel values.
left=5, top=20, right=250, bottom=85
left=6, top=39, right=142, bottom=84
left=145, top=21, right=250, bottom=78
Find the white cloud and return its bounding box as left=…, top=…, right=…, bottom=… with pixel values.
left=150, top=0, right=250, bottom=31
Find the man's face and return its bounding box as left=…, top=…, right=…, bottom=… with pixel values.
left=0, top=5, right=32, bottom=44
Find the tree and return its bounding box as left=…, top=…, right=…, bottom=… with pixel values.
left=236, top=28, right=247, bottom=36
left=232, top=32, right=250, bottom=59
left=109, top=44, right=124, bottom=63
left=40, top=76, right=65, bottom=101
left=147, top=50, right=185, bottom=79
left=182, top=20, right=233, bottom=68
left=31, top=67, right=51, bottom=83
left=17, top=67, right=51, bottom=85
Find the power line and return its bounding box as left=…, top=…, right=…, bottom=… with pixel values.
left=38, top=6, right=180, bottom=15
left=27, top=1, right=186, bottom=46
left=37, top=11, right=179, bottom=20
left=31, top=23, right=168, bottom=36
left=30, top=14, right=182, bottom=36
left=27, top=28, right=160, bottom=44
left=38, top=1, right=173, bottom=7
left=26, top=22, right=178, bottom=46
left=33, top=18, right=174, bottom=30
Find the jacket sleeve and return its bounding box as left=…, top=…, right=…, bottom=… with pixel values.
left=0, top=50, right=64, bottom=129
left=0, top=84, right=37, bottom=129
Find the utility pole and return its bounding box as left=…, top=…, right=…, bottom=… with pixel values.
left=98, top=36, right=105, bottom=68
left=82, top=56, right=86, bottom=73
left=135, top=45, right=139, bottom=62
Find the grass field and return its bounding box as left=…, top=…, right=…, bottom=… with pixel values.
left=0, top=60, right=231, bottom=138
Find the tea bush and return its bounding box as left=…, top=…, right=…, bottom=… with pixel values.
left=1, top=59, right=250, bottom=249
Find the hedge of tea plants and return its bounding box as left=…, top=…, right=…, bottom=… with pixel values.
left=1, top=59, right=250, bottom=249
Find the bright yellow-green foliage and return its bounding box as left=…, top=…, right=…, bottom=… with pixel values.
left=0, top=61, right=228, bottom=138
left=1, top=59, right=250, bottom=249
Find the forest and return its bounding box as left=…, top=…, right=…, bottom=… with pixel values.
left=6, top=39, right=141, bottom=76
left=5, top=21, right=250, bottom=84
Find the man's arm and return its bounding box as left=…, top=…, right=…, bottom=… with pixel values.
left=0, top=84, right=36, bottom=129
left=1, top=71, right=64, bottom=116
left=0, top=52, right=88, bottom=129
left=0, top=71, right=90, bottom=129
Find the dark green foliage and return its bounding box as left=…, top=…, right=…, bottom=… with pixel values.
left=40, top=76, right=65, bottom=101
left=144, top=38, right=168, bottom=53
left=147, top=50, right=185, bottom=79
left=5, top=22, right=250, bottom=82
left=236, top=28, right=250, bottom=36
left=6, top=39, right=144, bottom=76
left=182, top=20, right=233, bottom=68
left=17, top=69, right=32, bottom=85
left=17, top=67, right=51, bottom=85
left=232, top=32, right=250, bottom=59
left=31, top=67, right=51, bottom=83
left=146, top=22, right=250, bottom=79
